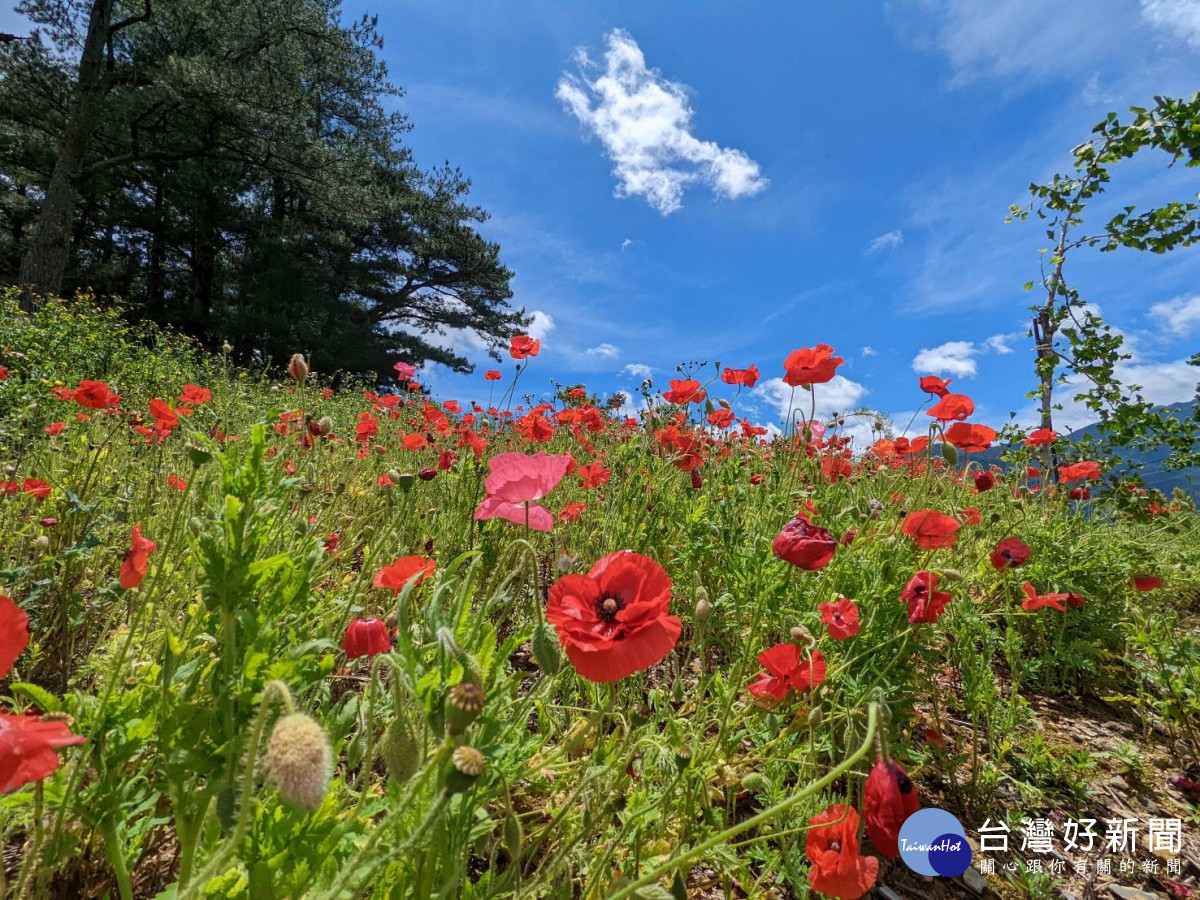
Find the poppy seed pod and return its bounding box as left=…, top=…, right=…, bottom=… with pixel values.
left=265, top=713, right=331, bottom=812
left=287, top=353, right=309, bottom=384
left=445, top=745, right=486, bottom=794
left=445, top=682, right=486, bottom=734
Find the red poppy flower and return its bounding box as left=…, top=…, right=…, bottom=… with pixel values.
left=119, top=524, right=157, bottom=590
left=484, top=370, right=502, bottom=381
left=1133, top=575, right=1162, bottom=592
left=926, top=393, right=974, bottom=422
left=21, top=479, right=51, bottom=499
left=1021, top=582, right=1071, bottom=612
left=178, top=384, right=212, bottom=406
left=373, top=556, right=436, bottom=594
left=864, top=758, right=920, bottom=857
left=901, top=571, right=952, bottom=624
left=1025, top=428, right=1058, bottom=447
left=962, top=507, right=981, bottom=526
left=662, top=379, right=706, bottom=404
left=748, top=644, right=826, bottom=701
left=1068, top=487, right=1091, bottom=500
left=749, top=472, right=765, bottom=485
left=819, top=599, right=860, bottom=640
left=900, top=510, right=960, bottom=549
left=721, top=365, right=760, bottom=388
left=783, top=344, right=843, bottom=386
left=0, top=366, right=6, bottom=380
left=805, top=804, right=879, bottom=900
left=74, top=380, right=120, bottom=410
left=944, top=422, right=996, bottom=452
left=973, top=471, right=995, bottom=492
left=44, top=421, right=66, bottom=436
left=402, top=433, right=428, bottom=450
left=473, top=451, right=572, bottom=533
left=990, top=537, right=1030, bottom=569
left=773, top=514, right=837, bottom=570
left=706, top=408, right=736, bottom=428
left=509, top=335, right=540, bottom=359
left=546, top=551, right=681, bottom=683
left=1, top=595, right=29, bottom=678
left=342, top=618, right=392, bottom=659
left=918, top=375, right=952, bottom=397
left=0, top=712, right=86, bottom=794
left=559, top=501, right=586, bottom=522
left=1059, top=461, right=1101, bottom=483
left=577, top=461, right=611, bottom=490
left=167, top=474, right=188, bottom=491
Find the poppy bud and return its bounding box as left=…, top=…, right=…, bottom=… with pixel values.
left=531, top=621, right=562, bottom=675
left=265, top=713, right=332, bottom=812
left=445, top=745, right=485, bottom=794
left=380, top=717, right=421, bottom=783
left=418, top=467, right=437, bottom=482
left=317, top=416, right=334, bottom=435
left=287, top=353, right=309, bottom=384
left=386, top=469, right=402, bottom=484
left=3, top=465, right=14, bottom=476
left=942, top=568, right=964, bottom=582
left=694, top=587, right=712, bottom=622
left=941, top=442, right=958, bottom=466
left=40, top=517, right=57, bottom=528
left=807, top=706, right=824, bottom=729
left=503, top=811, right=524, bottom=863
left=33, top=534, right=50, bottom=556
left=445, top=682, right=486, bottom=734
left=690, top=467, right=703, bottom=489
left=789, top=625, right=815, bottom=646
left=222, top=341, right=233, bottom=355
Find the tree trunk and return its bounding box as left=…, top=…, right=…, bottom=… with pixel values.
left=147, top=182, right=166, bottom=314
left=16, top=0, right=115, bottom=306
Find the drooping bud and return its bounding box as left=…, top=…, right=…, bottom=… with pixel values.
left=530, top=621, right=562, bottom=675
left=941, top=441, right=958, bottom=467
left=316, top=416, right=334, bottom=436
left=380, top=717, right=421, bottom=783
left=33, top=535, right=50, bottom=556
left=265, top=713, right=331, bottom=812
left=694, top=585, right=712, bottom=622
left=445, top=745, right=486, bottom=794
left=445, top=682, right=485, bottom=734
left=287, top=353, right=309, bottom=384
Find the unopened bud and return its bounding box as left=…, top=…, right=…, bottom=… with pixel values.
left=317, top=416, right=334, bottom=436
left=33, top=535, right=50, bottom=556
left=287, top=353, right=309, bottom=384
left=265, top=713, right=331, bottom=812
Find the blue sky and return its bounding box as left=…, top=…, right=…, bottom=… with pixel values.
left=6, top=1, right=1199, bottom=441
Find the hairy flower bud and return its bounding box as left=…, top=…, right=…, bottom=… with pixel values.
left=380, top=718, right=421, bottom=783
left=265, top=713, right=331, bottom=812
left=287, top=353, right=309, bottom=384
left=530, top=620, right=562, bottom=675
left=316, top=416, right=334, bottom=436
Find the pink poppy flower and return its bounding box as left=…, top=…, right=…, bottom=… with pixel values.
left=473, top=451, right=572, bottom=533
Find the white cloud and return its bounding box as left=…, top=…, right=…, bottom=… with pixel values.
left=585, top=342, right=621, bottom=359
left=861, top=346, right=877, bottom=357
left=754, top=376, right=869, bottom=424
left=621, top=363, right=654, bottom=379
left=983, top=333, right=1016, bottom=354
left=621, top=238, right=634, bottom=251
left=1140, top=0, right=1200, bottom=48
left=526, top=310, right=556, bottom=341
left=896, top=0, right=1141, bottom=86
left=1150, top=294, right=1200, bottom=336
left=556, top=29, right=768, bottom=215
left=865, top=229, right=904, bottom=254
left=912, top=340, right=979, bottom=377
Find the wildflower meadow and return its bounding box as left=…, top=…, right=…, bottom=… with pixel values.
left=1, top=291, right=1198, bottom=899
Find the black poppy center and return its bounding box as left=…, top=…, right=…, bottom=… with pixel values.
left=595, top=591, right=625, bottom=623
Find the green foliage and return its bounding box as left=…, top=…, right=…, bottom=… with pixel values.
left=0, top=0, right=525, bottom=375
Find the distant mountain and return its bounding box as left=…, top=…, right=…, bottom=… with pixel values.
left=956, top=402, right=1200, bottom=501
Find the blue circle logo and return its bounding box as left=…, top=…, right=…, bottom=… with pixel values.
left=897, top=809, right=970, bottom=876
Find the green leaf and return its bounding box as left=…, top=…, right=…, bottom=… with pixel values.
left=9, top=682, right=63, bottom=712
